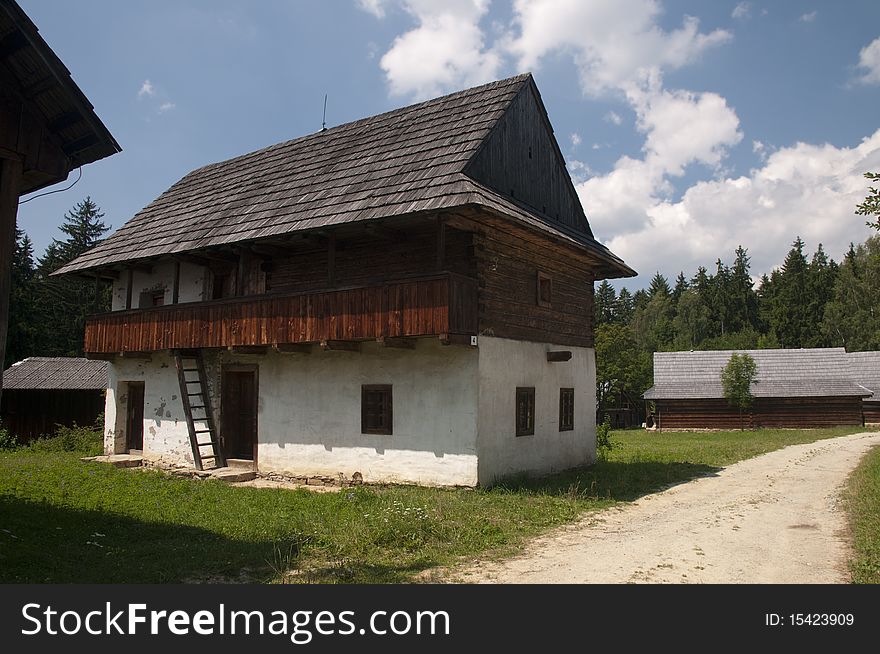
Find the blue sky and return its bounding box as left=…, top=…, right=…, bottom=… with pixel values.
left=16, top=0, right=880, bottom=289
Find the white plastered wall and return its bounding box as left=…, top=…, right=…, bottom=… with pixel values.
left=475, top=336, right=596, bottom=486
left=111, top=260, right=206, bottom=310
left=104, top=352, right=194, bottom=465
left=231, top=339, right=480, bottom=486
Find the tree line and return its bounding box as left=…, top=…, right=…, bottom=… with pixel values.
left=596, top=233, right=880, bottom=422
left=6, top=197, right=110, bottom=368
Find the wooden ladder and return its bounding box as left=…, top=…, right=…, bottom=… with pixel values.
left=174, top=349, right=225, bottom=471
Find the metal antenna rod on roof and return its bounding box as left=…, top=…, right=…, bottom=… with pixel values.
left=322, top=94, right=328, bottom=131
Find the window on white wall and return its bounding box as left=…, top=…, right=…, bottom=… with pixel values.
left=516, top=387, right=535, bottom=436
left=559, top=388, right=574, bottom=431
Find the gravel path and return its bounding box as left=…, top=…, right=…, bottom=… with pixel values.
left=454, top=432, right=880, bottom=584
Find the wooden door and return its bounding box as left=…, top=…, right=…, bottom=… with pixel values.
left=221, top=369, right=257, bottom=461
left=126, top=382, right=145, bottom=451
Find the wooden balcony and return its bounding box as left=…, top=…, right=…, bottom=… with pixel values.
left=84, top=273, right=478, bottom=354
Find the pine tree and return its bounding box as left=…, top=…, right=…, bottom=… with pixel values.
left=33, top=198, right=111, bottom=356
left=771, top=237, right=810, bottom=348
left=594, top=280, right=617, bottom=325
left=615, top=287, right=635, bottom=325
left=804, top=244, right=837, bottom=347
left=729, top=246, right=758, bottom=333
left=648, top=272, right=671, bottom=298
left=671, top=271, right=688, bottom=307
left=5, top=228, right=37, bottom=367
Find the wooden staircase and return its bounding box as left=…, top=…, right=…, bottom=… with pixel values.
left=174, top=349, right=225, bottom=471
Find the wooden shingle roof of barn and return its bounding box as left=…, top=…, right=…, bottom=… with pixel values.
left=55, top=73, right=634, bottom=279
left=643, top=348, right=872, bottom=400
left=2, top=357, right=108, bottom=390
left=849, top=351, right=880, bottom=398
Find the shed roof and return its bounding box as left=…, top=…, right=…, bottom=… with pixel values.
left=2, top=357, right=108, bottom=390
left=643, top=348, right=871, bottom=400
left=0, top=0, right=121, bottom=193
left=54, top=73, right=633, bottom=279
left=849, top=351, right=880, bottom=398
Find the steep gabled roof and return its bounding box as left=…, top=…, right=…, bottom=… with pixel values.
left=643, top=348, right=871, bottom=400
left=55, top=74, right=634, bottom=279
left=2, top=357, right=108, bottom=390
left=849, top=351, right=880, bottom=398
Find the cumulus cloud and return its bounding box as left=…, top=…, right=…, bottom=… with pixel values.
left=579, top=131, right=880, bottom=285
left=857, top=37, right=880, bottom=85
left=357, top=0, right=388, bottom=18
left=138, top=79, right=155, bottom=98
left=158, top=102, right=176, bottom=113
left=372, top=0, right=500, bottom=99
left=506, top=0, right=730, bottom=96
left=570, top=132, right=582, bottom=147
left=731, top=2, right=751, bottom=20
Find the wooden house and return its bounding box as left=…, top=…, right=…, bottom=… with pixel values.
left=0, top=0, right=120, bottom=403
left=643, top=348, right=870, bottom=430
left=849, top=352, right=880, bottom=425
left=56, top=74, right=634, bottom=486
left=1, top=357, right=108, bottom=442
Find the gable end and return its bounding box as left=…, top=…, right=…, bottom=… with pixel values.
left=464, top=78, right=592, bottom=236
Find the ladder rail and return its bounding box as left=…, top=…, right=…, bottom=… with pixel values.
left=174, top=350, right=225, bottom=470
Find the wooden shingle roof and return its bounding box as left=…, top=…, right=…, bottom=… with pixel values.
left=643, top=348, right=871, bottom=400
left=2, top=357, right=108, bottom=390
left=55, top=73, right=633, bottom=279
left=849, top=351, right=880, bottom=398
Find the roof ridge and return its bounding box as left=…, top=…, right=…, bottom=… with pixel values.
left=187, top=73, right=532, bottom=178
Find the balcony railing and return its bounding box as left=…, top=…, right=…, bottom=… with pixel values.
left=84, top=273, right=478, bottom=354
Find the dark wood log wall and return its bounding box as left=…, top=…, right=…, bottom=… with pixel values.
left=0, top=389, right=104, bottom=443
left=85, top=273, right=477, bottom=353
left=464, top=83, right=590, bottom=235
left=864, top=401, right=880, bottom=424
left=270, top=226, right=474, bottom=294
left=474, top=223, right=595, bottom=348
left=655, top=397, right=865, bottom=430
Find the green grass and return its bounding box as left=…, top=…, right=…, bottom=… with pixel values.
left=846, top=444, right=880, bottom=583
left=0, top=425, right=871, bottom=583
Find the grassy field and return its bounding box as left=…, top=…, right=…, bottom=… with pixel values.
left=0, top=425, right=871, bottom=583
left=845, top=443, right=880, bottom=584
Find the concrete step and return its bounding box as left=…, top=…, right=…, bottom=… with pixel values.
left=209, top=467, right=256, bottom=483
left=224, top=458, right=255, bottom=471
left=82, top=454, right=144, bottom=469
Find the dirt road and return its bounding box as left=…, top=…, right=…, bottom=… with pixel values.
left=455, top=432, right=880, bottom=584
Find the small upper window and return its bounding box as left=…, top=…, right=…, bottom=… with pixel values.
left=212, top=272, right=229, bottom=300
left=362, top=385, right=393, bottom=435
left=537, top=271, right=552, bottom=308
left=559, top=388, right=574, bottom=431
left=516, top=387, right=536, bottom=437
left=139, top=289, right=165, bottom=308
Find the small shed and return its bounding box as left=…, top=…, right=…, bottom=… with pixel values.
left=849, top=352, right=880, bottom=425
left=643, top=348, right=871, bottom=430
left=1, top=357, right=108, bottom=442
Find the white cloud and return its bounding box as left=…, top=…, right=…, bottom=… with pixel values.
left=570, top=132, right=582, bottom=147
left=357, top=0, right=388, bottom=18
left=857, top=37, right=880, bottom=85
left=580, top=130, right=880, bottom=285
left=799, top=11, right=817, bottom=23
left=158, top=102, right=176, bottom=113
left=375, top=0, right=500, bottom=100
left=138, top=79, right=155, bottom=98
left=604, top=110, right=623, bottom=125
left=506, top=0, right=731, bottom=96
left=731, top=2, right=751, bottom=20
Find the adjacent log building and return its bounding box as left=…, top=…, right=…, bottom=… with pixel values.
left=1, top=357, right=108, bottom=442
left=643, top=348, right=871, bottom=430
left=850, top=351, right=880, bottom=425
left=56, top=74, right=634, bottom=486
left=0, top=0, right=119, bottom=405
